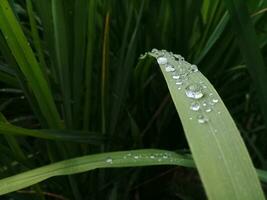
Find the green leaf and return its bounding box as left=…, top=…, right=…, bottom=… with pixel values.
left=147, top=50, right=264, bottom=199
left=0, top=149, right=193, bottom=195
left=0, top=121, right=105, bottom=144
left=0, top=0, right=62, bottom=128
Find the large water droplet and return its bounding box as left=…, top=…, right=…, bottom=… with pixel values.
left=185, top=84, right=204, bottom=99
left=197, top=115, right=208, bottom=124
left=157, top=56, right=168, bottom=65
left=190, top=102, right=200, bottom=111
left=106, top=157, right=113, bottom=164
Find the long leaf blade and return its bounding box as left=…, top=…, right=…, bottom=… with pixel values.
left=0, top=149, right=193, bottom=195
left=148, top=50, right=264, bottom=199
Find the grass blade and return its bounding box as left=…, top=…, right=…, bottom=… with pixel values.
left=147, top=50, right=264, bottom=199
left=0, top=149, right=193, bottom=195
left=0, top=121, right=105, bottom=144
left=224, top=0, right=267, bottom=128
left=0, top=0, right=62, bottom=128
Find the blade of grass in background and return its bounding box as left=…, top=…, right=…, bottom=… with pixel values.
left=224, top=0, right=267, bottom=129
left=51, top=0, right=72, bottom=128
left=0, top=120, right=105, bottom=144
left=148, top=50, right=264, bottom=199
left=0, top=0, right=62, bottom=128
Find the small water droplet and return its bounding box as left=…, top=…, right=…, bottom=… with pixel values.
left=150, top=155, right=155, bottom=159
left=190, top=102, right=200, bottom=111
left=205, top=108, right=212, bottom=113
left=197, top=115, right=208, bottom=124
left=189, top=117, right=193, bottom=120
left=165, top=65, right=175, bottom=72
left=178, top=87, right=181, bottom=90
left=134, top=155, right=139, bottom=159
left=218, top=111, right=221, bottom=114
left=212, top=98, right=219, bottom=103
left=209, top=93, right=213, bottom=96
left=174, top=54, right=183, bottom=60
left=163, top=154, right=168, bottom=159
left=157, top=56, right=168, bottom=65
left=151, top=48, right=158, bottom=53
left=190, top=65, right=198, bottom=72
left=106, top=157, right=113, bottom=164
left=172, top=75, right=180, bottom=79
left=176, top=80, right=183, bottom=85
left=185, top=84, right=204, bottom=99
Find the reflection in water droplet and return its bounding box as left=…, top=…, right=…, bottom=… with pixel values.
left=157, top=56, right=168, bottom=65
left=185, top=84, right=204, bottom=99
left=106, top=157, right=113, bottom=164
left=190, top=102, right=200, bottom=111
left=197, top=115, right=208, bottom=124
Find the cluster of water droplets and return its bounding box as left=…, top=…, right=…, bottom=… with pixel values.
left=151, top=49, right=220, bottom=124
left=105, top=151, right=183, bottom=165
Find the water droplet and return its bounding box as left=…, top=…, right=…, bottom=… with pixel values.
left=150, top=155, right=155, bottom=159
left=151, top=48, right=158, bottom=53
left=205, top=108, right=212, bottom=113
left=157, top=56, right=168, bottom=65
left=172, top=75, right=180, bottom=79
left=218, top=111, right=221, bottom=114
left=197, top=115, right=208, bottom=124
left=209, top=93, right=213, bottom=96
left=212, top=98, right=219, bottom=103
left=190, top=102, right=200, bottom=111
left=165, top=65, right=175, bottom=72
left=185, top=84, right=204, bottom=99
left=163, top=154, right=168, bottom=159
left=189, top=117, right=193, bottom=120
left=134, top=155, right=139, bottom=159
left=106, top=157, right=113, bottom=164
left=176, top=66, right=189, bottom=77
left=178, top=87, right=181, bottom=90
left=176, top=80, right=183, bottom=85
left=174, top=54, right=183, bottom=60
left=190, top=65, right=198, bottom=72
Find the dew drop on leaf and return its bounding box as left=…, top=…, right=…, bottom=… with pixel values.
left=157, top=56, right=168, bottom=65
left=190, top=102, right=200, bottom=111
left=197, top=115, right=208, bottom=124
left=185, top=84, right=204, bottom=99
